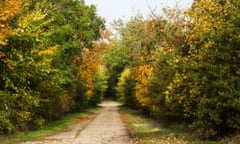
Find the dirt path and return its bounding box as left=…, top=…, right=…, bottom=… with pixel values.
left=20, top=100, right=133, bottom=144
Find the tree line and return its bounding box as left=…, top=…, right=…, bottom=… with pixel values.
left=1, top=0, right=240, bottom=139
left=106, top=0, right=240, bottom=139
left=0, top=0, right=108, bottom=134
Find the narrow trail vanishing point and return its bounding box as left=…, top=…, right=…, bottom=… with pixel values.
left=20, top=100, right=133, bottom=144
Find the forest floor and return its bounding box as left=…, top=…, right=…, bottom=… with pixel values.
left=19, top=100, right=133, bottom=144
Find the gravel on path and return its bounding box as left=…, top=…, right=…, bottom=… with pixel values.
left=20, top=100, right=133, bottom=144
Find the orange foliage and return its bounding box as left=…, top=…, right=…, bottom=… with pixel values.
left=0, top=0, right=22, bottom=45
left=79, top=30, right=109, bottom=100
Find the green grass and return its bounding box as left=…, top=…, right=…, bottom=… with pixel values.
left=0, top=107, right=98, bottom=144
left=120, top=107, right=217, bottom=144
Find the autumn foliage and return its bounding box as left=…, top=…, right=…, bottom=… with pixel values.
left=78, top=40, right=108, bottom=102
left=109, top=0, right=240, bottom=139
left=1, top=0, right=240, bottom=140
left=0, top=0, right=106, bottom=134
left=0, top=0, right=22, bottom=45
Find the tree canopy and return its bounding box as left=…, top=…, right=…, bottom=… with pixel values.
left=108, top=0, right=240, bottom=139
left=0, top=0, right=240, bottom=140
left=0, top=0, right=107, bottom=133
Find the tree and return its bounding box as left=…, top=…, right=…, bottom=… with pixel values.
left=165, top=0, right=240, bottom=138
left=0, top=0, right=22, bottom=46
left=110, top=0, right=240, bottom=138
left=0, top=0, right=105, bottom=133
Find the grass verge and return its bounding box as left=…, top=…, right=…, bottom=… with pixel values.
left=0, top=107, right=99, bottom=144
left=120, top=107, right=217, bottom=144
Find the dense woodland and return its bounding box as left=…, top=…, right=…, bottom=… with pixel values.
left=0, top=0, right=107, bottom=134
left=0, top=0, right=240, bottom=140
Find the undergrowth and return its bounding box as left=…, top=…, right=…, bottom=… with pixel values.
left=120, top=106, right=217, bottom=144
